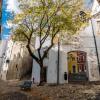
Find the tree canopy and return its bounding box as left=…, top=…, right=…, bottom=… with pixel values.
left=11, top=0, right=84, bottom=85
left=12, top=0, right=83, bottom=41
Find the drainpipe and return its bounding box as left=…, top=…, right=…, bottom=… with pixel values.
left=57, top=38, right=60, bottom=85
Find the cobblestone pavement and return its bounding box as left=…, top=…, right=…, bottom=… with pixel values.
left=1, top=80, right=100, bottom=100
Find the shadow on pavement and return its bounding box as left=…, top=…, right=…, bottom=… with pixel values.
left=0, top=91, right=43, bottom=100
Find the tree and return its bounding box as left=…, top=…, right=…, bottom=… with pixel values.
left=12, top=0, right=83, bottom=85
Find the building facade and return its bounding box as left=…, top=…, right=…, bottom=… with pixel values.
left=0, top=39, right=33, bottom=80
left=32, top=0, right=100, bottom=84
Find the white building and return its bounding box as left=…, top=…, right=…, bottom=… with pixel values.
left=32, top=0, right=100, bottom=84
left=32, top=47, right=68, bottom=84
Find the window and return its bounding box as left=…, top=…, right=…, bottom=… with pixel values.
left=16, top=64, right=18, bottom=71
left=6, top=59, right=10, bottom=63
left=72, top=65, right=76, bottom=73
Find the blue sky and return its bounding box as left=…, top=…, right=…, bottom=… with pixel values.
left=2, top=0, right=19, bottom=39
left=1, top=0, right=94, bottom=40
left=2, top=0, right=13, bottom=39
left=85, top=0, right=93, bottom=9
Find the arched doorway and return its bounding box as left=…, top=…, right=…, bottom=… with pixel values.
left=67, top=51, right=88, bottom=82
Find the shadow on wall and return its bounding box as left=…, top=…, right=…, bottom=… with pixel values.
left=6, top=50, right=33, bottom=80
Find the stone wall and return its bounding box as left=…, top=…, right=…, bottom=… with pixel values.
left=0, top=40, right=33, bottom=80
left=6, top=52, right=33, bottom=80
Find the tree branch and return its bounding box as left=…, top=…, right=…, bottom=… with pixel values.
left=26, top=44, right=40, bottom=64
left=23, top=18, right=32, bottom=32
left=17, top=24, right=30, bottom=40
left=42, top=29, right=60, bottom=59
left=41, top=24, right=51, bottom=45
left=26, top=35, right=40, bottom=64
left=40, top=1, right=66, bottom=31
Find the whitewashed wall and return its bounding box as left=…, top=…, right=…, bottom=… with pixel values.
left=92, top=0, right=100, bottom=15
left=47, top=49, right=58, bottom=84
left=32, top=48, right=68, bottom=84
left=32, top=0, right=100, bottom=83
left=58, top=51, right=68, bottom=84
left=61, top=22, right=100, bottom=81
left=32, top=48, right=49, bottom=83
left=32, top=60, right=40, bottom=83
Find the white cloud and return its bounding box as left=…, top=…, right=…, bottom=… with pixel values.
left=7, top=21, right=13, bottom=28
left=6, top=0, right=20, bottom=13
left=2, top=34, right=10, bottom=39
left=3, top=21, right=13, bottom=29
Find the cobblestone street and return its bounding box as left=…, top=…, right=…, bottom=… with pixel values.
left=1, top=80, right=100, bottom=100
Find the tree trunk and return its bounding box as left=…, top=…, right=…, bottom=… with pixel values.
left=39, top=61, right=44, bottom=86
